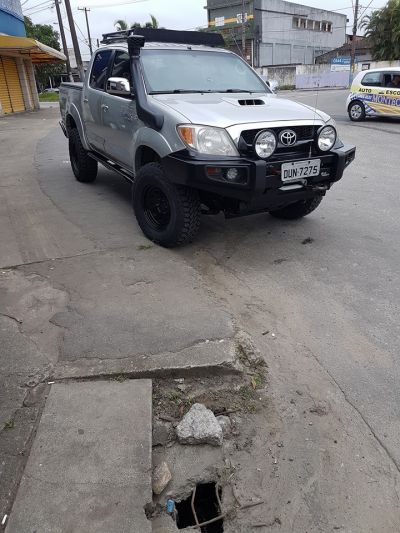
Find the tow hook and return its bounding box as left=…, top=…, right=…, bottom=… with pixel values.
left=311, top=184, right=329, bottom=192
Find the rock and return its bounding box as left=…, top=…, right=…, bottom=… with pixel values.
left=152, top=461, right=172, bottom=495
left=152, top=420, right=174, bottom=447
left=176, top=403, right=223, bottom=446
left=217, top=415, right=232, bottom=437
left=23, top=383, right=47, bottom=407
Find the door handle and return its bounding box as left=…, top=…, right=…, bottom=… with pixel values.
left=101, top=104, right=109, bottom=111
left=83, top=97, right=89, bottom=103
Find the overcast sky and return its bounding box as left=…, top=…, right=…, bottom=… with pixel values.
left=24, top=0, right=388, bottom=59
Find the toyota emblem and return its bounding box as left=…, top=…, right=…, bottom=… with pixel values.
left=280, top=130, right=297, bottom=146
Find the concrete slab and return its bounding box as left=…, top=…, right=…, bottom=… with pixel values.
left=6, top=381, right=152, bottom=533
left=54, top=338, right=242, bottom=380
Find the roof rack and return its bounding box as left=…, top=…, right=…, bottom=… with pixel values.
left=101, top=28, right=225, bottom=47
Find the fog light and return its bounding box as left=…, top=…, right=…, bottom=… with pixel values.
left=206, top=166, right=248, bottom=185
left=226, top=168, right=239, bottom=181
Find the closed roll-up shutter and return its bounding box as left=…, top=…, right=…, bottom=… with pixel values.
left=1, top=57, right=25, bottom=113
left=0, top=57, right=12, bottom=114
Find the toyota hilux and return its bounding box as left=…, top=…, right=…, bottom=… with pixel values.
left=59, top=28, right=356, bottom=247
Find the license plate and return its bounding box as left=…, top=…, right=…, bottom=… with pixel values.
left=281, top=159, right=321, bottom=182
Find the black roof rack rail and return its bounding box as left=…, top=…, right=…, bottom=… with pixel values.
left=101, top=28, right=225, bottom=47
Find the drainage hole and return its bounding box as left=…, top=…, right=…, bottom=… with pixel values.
left=175, top=482, right=223, bottom=532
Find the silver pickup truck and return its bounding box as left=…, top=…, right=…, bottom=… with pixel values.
left=59, top=28, right=356, bottom=247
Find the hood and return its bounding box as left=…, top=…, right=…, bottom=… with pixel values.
left=150, top=92, right=329, bottom=128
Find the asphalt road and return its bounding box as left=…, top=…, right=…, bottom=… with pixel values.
left=1, top=92, right=400, bottom=530
left=193, top=88, right=400, bottom=471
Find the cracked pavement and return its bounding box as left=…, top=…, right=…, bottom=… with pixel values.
left=1, top=93, right=400, bottom=531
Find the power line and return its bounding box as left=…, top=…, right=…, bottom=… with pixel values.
left=87, top=0, right=148, bottom=7
left=25, top=5, right=55, bottom=17
left=24, top=0, right=53, bottom=12
left=73, top=17, right=88, bottom=41
left=359, top=0, right=375, bottom=20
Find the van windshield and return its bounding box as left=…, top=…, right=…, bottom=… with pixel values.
left=141, top=49, right=269, bottom=94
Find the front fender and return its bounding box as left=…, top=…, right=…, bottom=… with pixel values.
left=133, top=127, right=174, bottom=171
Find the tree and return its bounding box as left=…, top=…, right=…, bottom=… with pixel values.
left=114, top=14, right=160, bottom=31
left=114, top=19, right=129, bottom=31
left=24, top=16, right=61, bottom=51
left=24, top=16, right=64, bottom=91
left=361, top=0, right=400, bottom=61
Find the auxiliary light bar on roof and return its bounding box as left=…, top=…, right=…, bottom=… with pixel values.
left=101, top=28, right=225, bottom=47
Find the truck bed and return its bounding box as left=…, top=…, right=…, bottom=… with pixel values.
left=59, top=82, right=85, bottom=136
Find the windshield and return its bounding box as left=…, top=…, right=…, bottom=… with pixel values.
left=141, top=49, right=269, bottom=94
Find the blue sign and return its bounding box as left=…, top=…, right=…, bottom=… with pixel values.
left=331, top=57, right=351, bottom=65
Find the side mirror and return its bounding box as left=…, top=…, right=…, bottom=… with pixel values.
left=265, top=80, right=271, bottom=88
left=106, top=77, right=131, bottom=96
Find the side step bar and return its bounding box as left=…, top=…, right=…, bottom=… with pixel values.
left=89, top=152, right=134, bottom=183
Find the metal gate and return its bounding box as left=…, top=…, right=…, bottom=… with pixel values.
left=0, top=56, right=25, bottom=113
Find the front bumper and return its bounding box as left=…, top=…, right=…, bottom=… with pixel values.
left=162, top=144, right=356, bottom=211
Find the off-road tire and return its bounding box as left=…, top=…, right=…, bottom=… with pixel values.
left=348, top=100, right=366, bottom=122
left=269, top=196, right=323, bottom=220
left=132, top=162, right=201, bottom=247
left=69, top=128, right=98, bottom=183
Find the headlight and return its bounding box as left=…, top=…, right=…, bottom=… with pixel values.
left=255, top=129, right=277, bottom=159
left=318, top=126, right=337, bottom=152
left=177, top=125, right=238, bottom=157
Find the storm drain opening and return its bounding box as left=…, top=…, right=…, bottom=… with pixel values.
left=176, top=482, right=224, bottom=532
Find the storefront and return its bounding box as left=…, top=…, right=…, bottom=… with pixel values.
left=0, top=0, right=65, bottom=115
left=0, top=35, right=65, bottom=115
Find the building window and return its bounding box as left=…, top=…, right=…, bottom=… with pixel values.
left=293, top=17, right=333, bottom=32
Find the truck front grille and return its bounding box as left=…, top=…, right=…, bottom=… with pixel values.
left=239, top=126, right=319, bottom=160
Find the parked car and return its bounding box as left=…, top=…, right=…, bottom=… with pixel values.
left=43, top=88, right=60, bottom=93
left=59, top=28, right=356, bottom=247
left=347, top=68, right=400, bottom=121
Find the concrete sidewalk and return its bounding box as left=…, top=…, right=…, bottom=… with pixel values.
left=6, top=381, right=152, bottom=533
left=0, top=109, right=237, bottom=530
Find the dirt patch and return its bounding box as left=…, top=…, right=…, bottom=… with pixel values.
left=153, top=337, right=268, bottom=421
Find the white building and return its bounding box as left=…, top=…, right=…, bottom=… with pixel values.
left=207, top=0, right=348, bottom=66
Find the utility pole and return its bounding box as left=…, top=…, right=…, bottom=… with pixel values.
left=64, top=0, right=84, bottom=81
left=78, top=6, right=93, bottom=55
left=54, top=0, right=73, bottom=82
left=350, top=0, right=360, bottom=85
left=241, top=0, right=246, bottom=58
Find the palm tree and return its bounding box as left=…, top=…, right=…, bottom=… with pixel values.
left=361, top=0, right=400, bottom=61
left=114, top=19, right=129, bottom=31
left=148, top=14, right=159, bottom=29
left=114, top=14, right=160, bottom=31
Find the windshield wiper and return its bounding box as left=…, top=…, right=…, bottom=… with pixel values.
left=220, top=89, right=254, bottom=93
left=149, top=89, right=211, bottom=94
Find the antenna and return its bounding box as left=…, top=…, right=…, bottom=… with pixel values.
left=310, top=81, right=320, bottom=158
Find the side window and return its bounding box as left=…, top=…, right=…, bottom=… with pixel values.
left=89, top=50, right=112, bottom=91
left=111, top=51, right=131, bottom=83
left=385, top=72, right=400, bottom=87
left=361, top=72, right=382, bottom=87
